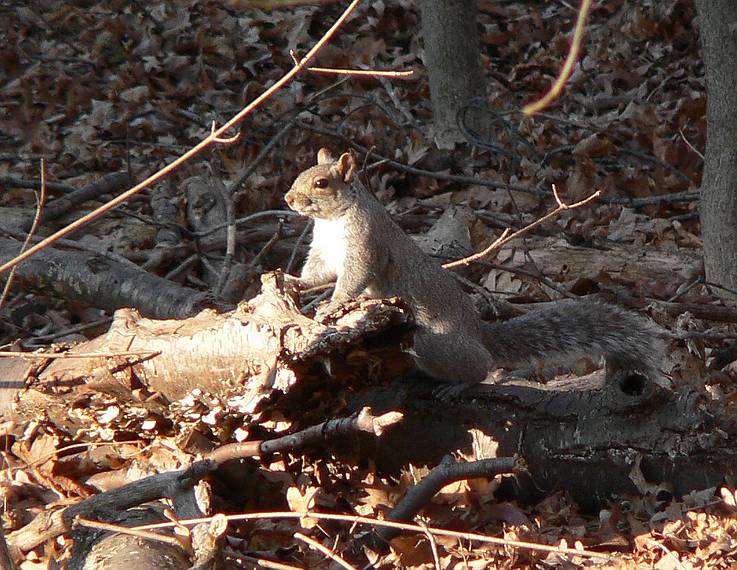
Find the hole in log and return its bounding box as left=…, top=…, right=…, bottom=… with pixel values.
left=618, top=371, right=647, bottom=396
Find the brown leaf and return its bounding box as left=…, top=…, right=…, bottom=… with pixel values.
left=573, top=133, right=616, bottom=158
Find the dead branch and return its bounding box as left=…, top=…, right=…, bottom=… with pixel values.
left=523, top=0, right=592, bottom=115
left=8, top=408, right=399, bottom=558
left=0, top=0, right=364, bottom=276
left=5, top=273, right=411, bottom=425
left=493, top=236, right=701, bottom=293
left=191, top=515, right=228, bottom=570
left=0, top=160, right=46, bottom=309
left=295, top=532, right=357, bottom=570
left=375, top=456, right=519, bottom=544
left=653, top=300, right=737, bottom=324
left=444, top=186, right=600, bottom=269
left=204, top=408, right=403, bottom=464
left=36, top=171, right=131, bottom=231
left=0, top=176, right=76, bottom=194
left=133, top=511, right=612, bottom=561
left=8, top=459, right=214, bottom=554
left=0, top=238, right=220, bottom=319
left=0, top=226, right=142, bottom=269
left=340, top=375, right=737, bottom=515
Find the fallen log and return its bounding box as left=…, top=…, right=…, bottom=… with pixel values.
left=3, top=273, right=733, bottom=518
left=344, top=373, right=732, bottom=512
left=3, top=272, right=413, bottom=431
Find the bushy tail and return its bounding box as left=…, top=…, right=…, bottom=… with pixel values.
left=481, top=300, right=666, bottom=379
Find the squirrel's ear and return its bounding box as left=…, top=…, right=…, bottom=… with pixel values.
left=334, top=152, right=356, bottom=183
left=317, top=148, right=334, bottom=165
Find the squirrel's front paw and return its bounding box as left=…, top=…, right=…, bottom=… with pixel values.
left=282, top=273, right=304, bottom=288
left=314, top=301, right=342, bottom=323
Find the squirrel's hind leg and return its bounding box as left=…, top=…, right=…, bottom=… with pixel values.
left=412, top=330, right=492, bottom=386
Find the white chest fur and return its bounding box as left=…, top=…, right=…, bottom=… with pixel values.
left=311, top=218, right=348, bottom=276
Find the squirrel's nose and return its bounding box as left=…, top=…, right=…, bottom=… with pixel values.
left=285, top=194, right=293, bottom=206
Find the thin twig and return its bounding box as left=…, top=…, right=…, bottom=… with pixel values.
left=306, top=66, right=414, bottom=78
left=286, top=219, right=313, bottom=275
left=678, top=127, right=704, bottom=160
left=75, top=517, right=183, bottom=548
left=294, top=532, right=357, bottom=570
left=442, top=229, right=511, bottom=270
left=124, top=511, right=610, bottom=560
left=0, top=0, right=364, bottom=276
left=193, top=210, right=298, bottom=238
left=301, top=288, right=332, bottom=314
left=443, top=187, right=601, bottom=269
left=229, top=120, right=296, bottom=196
left=0, top=159, right=47, bottom=309
left=239, top=554, right=302, bottom=570
left=289, top=51, right=413, bottom=80
left=164, top=254, right=199, bottom=282
left=26, top=317, right=113, bottom=343
left=523, top=0, right=592, bottom=115
left=249, top=221, right=284, bottom=270
left=215, top=179, right=237, bottom=297
left=419, top=522, right=441, bottom=570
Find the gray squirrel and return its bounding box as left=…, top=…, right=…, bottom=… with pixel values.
left=284, top=148, right=666, bottom=389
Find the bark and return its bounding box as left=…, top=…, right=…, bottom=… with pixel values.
left=185, top=175, right=229, bottom=288
left=37, top=171, right=131, bottom=232
left=345, top=375, right=734, bottom=513
left=0, top=238, right=221, bottom=319
left=79, top=534, right=191, bottom=570
left=695, top=0, right=737, bottom=301
left=3, top=273, right=412, bottom=428
left=0, top=171, right=130, bottom=233
left=3, top=275, right=735, bottom=520
left=494, top=237, right=702, bottom=294
left=418, top=0, right=488, bottom=148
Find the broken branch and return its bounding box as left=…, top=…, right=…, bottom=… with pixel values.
left=443, top=188, right=601, bottom=269
left=0, top=0, right=364, bottom=276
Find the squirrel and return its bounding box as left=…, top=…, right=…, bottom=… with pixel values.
left=284, top=148, right=666, bottom=391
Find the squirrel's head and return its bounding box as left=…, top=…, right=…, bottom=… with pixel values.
left=285, top=149, right=358, bottom=219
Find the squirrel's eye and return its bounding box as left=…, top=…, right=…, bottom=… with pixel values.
left=314, top=178, right=329, bottom=189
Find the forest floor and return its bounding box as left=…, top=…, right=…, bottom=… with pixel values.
left=1, top=0, right=736, bottom=568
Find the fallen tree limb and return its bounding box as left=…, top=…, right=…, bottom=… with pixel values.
left=342, top=374, right=732, bottom=512
left=3, top=272, right=412, bottom=429
left=0, top=237, right=222, bottom=319
left=375, top=455, right=520, bottom=545
left=4, top=274, right=733, bottom=513
left=9, top=408, right=401, bottom=567
left=8, top=409, right=401, bottom=568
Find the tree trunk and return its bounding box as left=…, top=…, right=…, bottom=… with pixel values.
left=417, top=0, right=488, bottom=148
left=695, top=0, right=737, bottom=301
